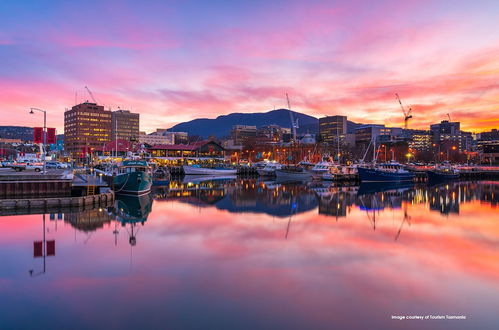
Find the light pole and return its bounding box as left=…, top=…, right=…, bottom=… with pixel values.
left=29, top=107, right=47, bottom=174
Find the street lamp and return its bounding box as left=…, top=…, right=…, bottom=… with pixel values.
left=29, top=107, right=47, bottom=174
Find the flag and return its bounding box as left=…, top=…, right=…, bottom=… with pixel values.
left=46, top=128, right=56, bottom=144
left=33, top=127, right=43, bottom=143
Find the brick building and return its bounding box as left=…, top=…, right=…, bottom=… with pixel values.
left=64, top=102, right=112, bottom=159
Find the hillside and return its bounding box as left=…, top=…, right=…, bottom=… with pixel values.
left=167, top=109, right=319, bottom=138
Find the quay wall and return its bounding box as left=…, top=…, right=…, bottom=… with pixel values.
left=0, top=191, right=115, bottom=215
left=0, top=174, right=72, bottom=199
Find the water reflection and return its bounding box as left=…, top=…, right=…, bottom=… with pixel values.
left=1, top=179, right=498, bottom=329
left=153, top=179, right=497, bottom=219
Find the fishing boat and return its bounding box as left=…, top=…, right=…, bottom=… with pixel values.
left=112, top=160, right=153, bottom=195
left=183, top=164, right=237, bottom=175
left=427, top=161, right=459, bottom=181
left=275, top=165, right=312, bottom=181
left=357, top=161, right=415, bottom=183
left=322, top=165, right=357, bottom=181
left=310, top=160, right=336, bottom=180
left=257, top=162, right=282, bottom=176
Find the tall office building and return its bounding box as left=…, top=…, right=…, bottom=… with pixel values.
left=231, top=125, right=257, bottom=145
left=111, top=110, right=140, bottom=142
left=319, top=116, right=347, bottom=145
left=430, top=120, right=465, bottom=151
left=64, top=102, right=112, bottom=159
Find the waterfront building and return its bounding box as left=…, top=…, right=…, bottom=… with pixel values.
left=257, top=125, right=290, bottom=143
left=478, top=128, right=499, bottom=141
left=148, top=140, right=225, bottom=163
left=477, top=129, right=499, bottom=164
left=319, top=115, right=347, bottom=145
left=405, top=129, right=432, bottom=152
left=139, top=131, right=175, bottom=146
left=231, top=125, right=257, bottom=145
left=111, top=110, right=140, bottom=142
left=355, top=124, right=390, bottom=145
left=171, top=131, right=189, bottom=144
left=64, top=102, right=112, bottom=159
left=93, top=139, right=136, bottom=157
left=0, top=138, right=22, bottom=144
left=430, top=120, right=462, bottom=150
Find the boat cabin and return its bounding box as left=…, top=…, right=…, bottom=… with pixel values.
left=117, top=160, right=150, bottom=174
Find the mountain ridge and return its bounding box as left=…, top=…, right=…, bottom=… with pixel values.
left=167, top=109, right=361, bottom=138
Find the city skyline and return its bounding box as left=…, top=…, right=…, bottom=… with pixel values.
left=1, top=0, right=498, bottom=133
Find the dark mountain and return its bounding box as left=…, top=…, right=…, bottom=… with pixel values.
left=0, top=126, right=34, bottom=141
left=168, top=109, right=319, bottom=138
left=168, top=109, right=362, bottom=138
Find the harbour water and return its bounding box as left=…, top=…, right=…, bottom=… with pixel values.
left=1, top=179, right=498, bottom=329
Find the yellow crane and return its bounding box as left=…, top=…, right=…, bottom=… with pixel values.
left=395, top=93, right=413, bottom=129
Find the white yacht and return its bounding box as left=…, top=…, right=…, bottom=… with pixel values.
left=183, top=164, right=237, bottom=175
left=310, top=160, right=337, bottom=180
left=257, top=162, right=282, bottom=176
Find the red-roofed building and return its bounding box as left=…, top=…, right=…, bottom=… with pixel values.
left=92, top=139, right=141, bottom=157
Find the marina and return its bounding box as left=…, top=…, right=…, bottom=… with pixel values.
left=1, top=178, right=498, bottom=329
left=1, top=1, right=499, bottom=328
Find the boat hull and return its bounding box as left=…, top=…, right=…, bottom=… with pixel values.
left=427, top=170, right=459, bottom=181
left=114, top=171, right=152, bottom=195
left=275, top=169, right=312, bottom=181
left=183, top=165, right=237, bottom=175
left=257, top=168, right=276, bottom=176
left=358, top=167, right=415, bottom=183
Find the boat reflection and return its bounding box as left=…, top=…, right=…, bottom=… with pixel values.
left=153, top=178, right=318, bottom=217
left=313, top=181, right=498, bottom=219
left=111, top=194, right=154, bottom=246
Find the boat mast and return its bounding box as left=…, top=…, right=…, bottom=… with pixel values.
left=336, top=124, right=340, bottom=164
left=286, top=93, right=297, bottom=143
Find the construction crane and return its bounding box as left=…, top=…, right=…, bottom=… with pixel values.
left=395, top=93, right=412, bottom=129
left=447, top=113, right=451, bottom=121
left=286, top=93, right=299, bottom=142
left=85, top=86, right=98, bottom=104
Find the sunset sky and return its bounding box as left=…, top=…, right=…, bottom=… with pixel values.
left=0, top=0, right=498, bottom=133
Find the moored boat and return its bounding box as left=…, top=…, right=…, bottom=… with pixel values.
left=257, top=162, right=282, bottom=176
left=358, top=161, right=415, bottom=183
left=310, top=160, right=336, bottom=180
left=113, top=160, right=153, bottom=195
left=275, top=166, right=312, bottom=181
left=427, top=161, right=459, bottom=181
left=183, top=164, right=237, bottom=175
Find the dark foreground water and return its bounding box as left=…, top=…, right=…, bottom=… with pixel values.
left=0, top=179, right=498, bottom=330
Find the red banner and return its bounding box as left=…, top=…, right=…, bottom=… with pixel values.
left=33, top=241, right=43, bottom=258
left=33, top=127, right=43, bottom=143
left=46, top=240, right=55, bottom=256
left=47, top=128, right=56, bottom=144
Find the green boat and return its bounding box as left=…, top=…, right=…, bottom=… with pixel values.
left=113, top=160, right=152, bottom=195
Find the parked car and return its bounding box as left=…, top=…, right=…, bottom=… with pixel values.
left=26, top=162, right=44, bottom=172
left=1, top=161, right=13, bottom=168
left=46, top=161, right=68, bottom=169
